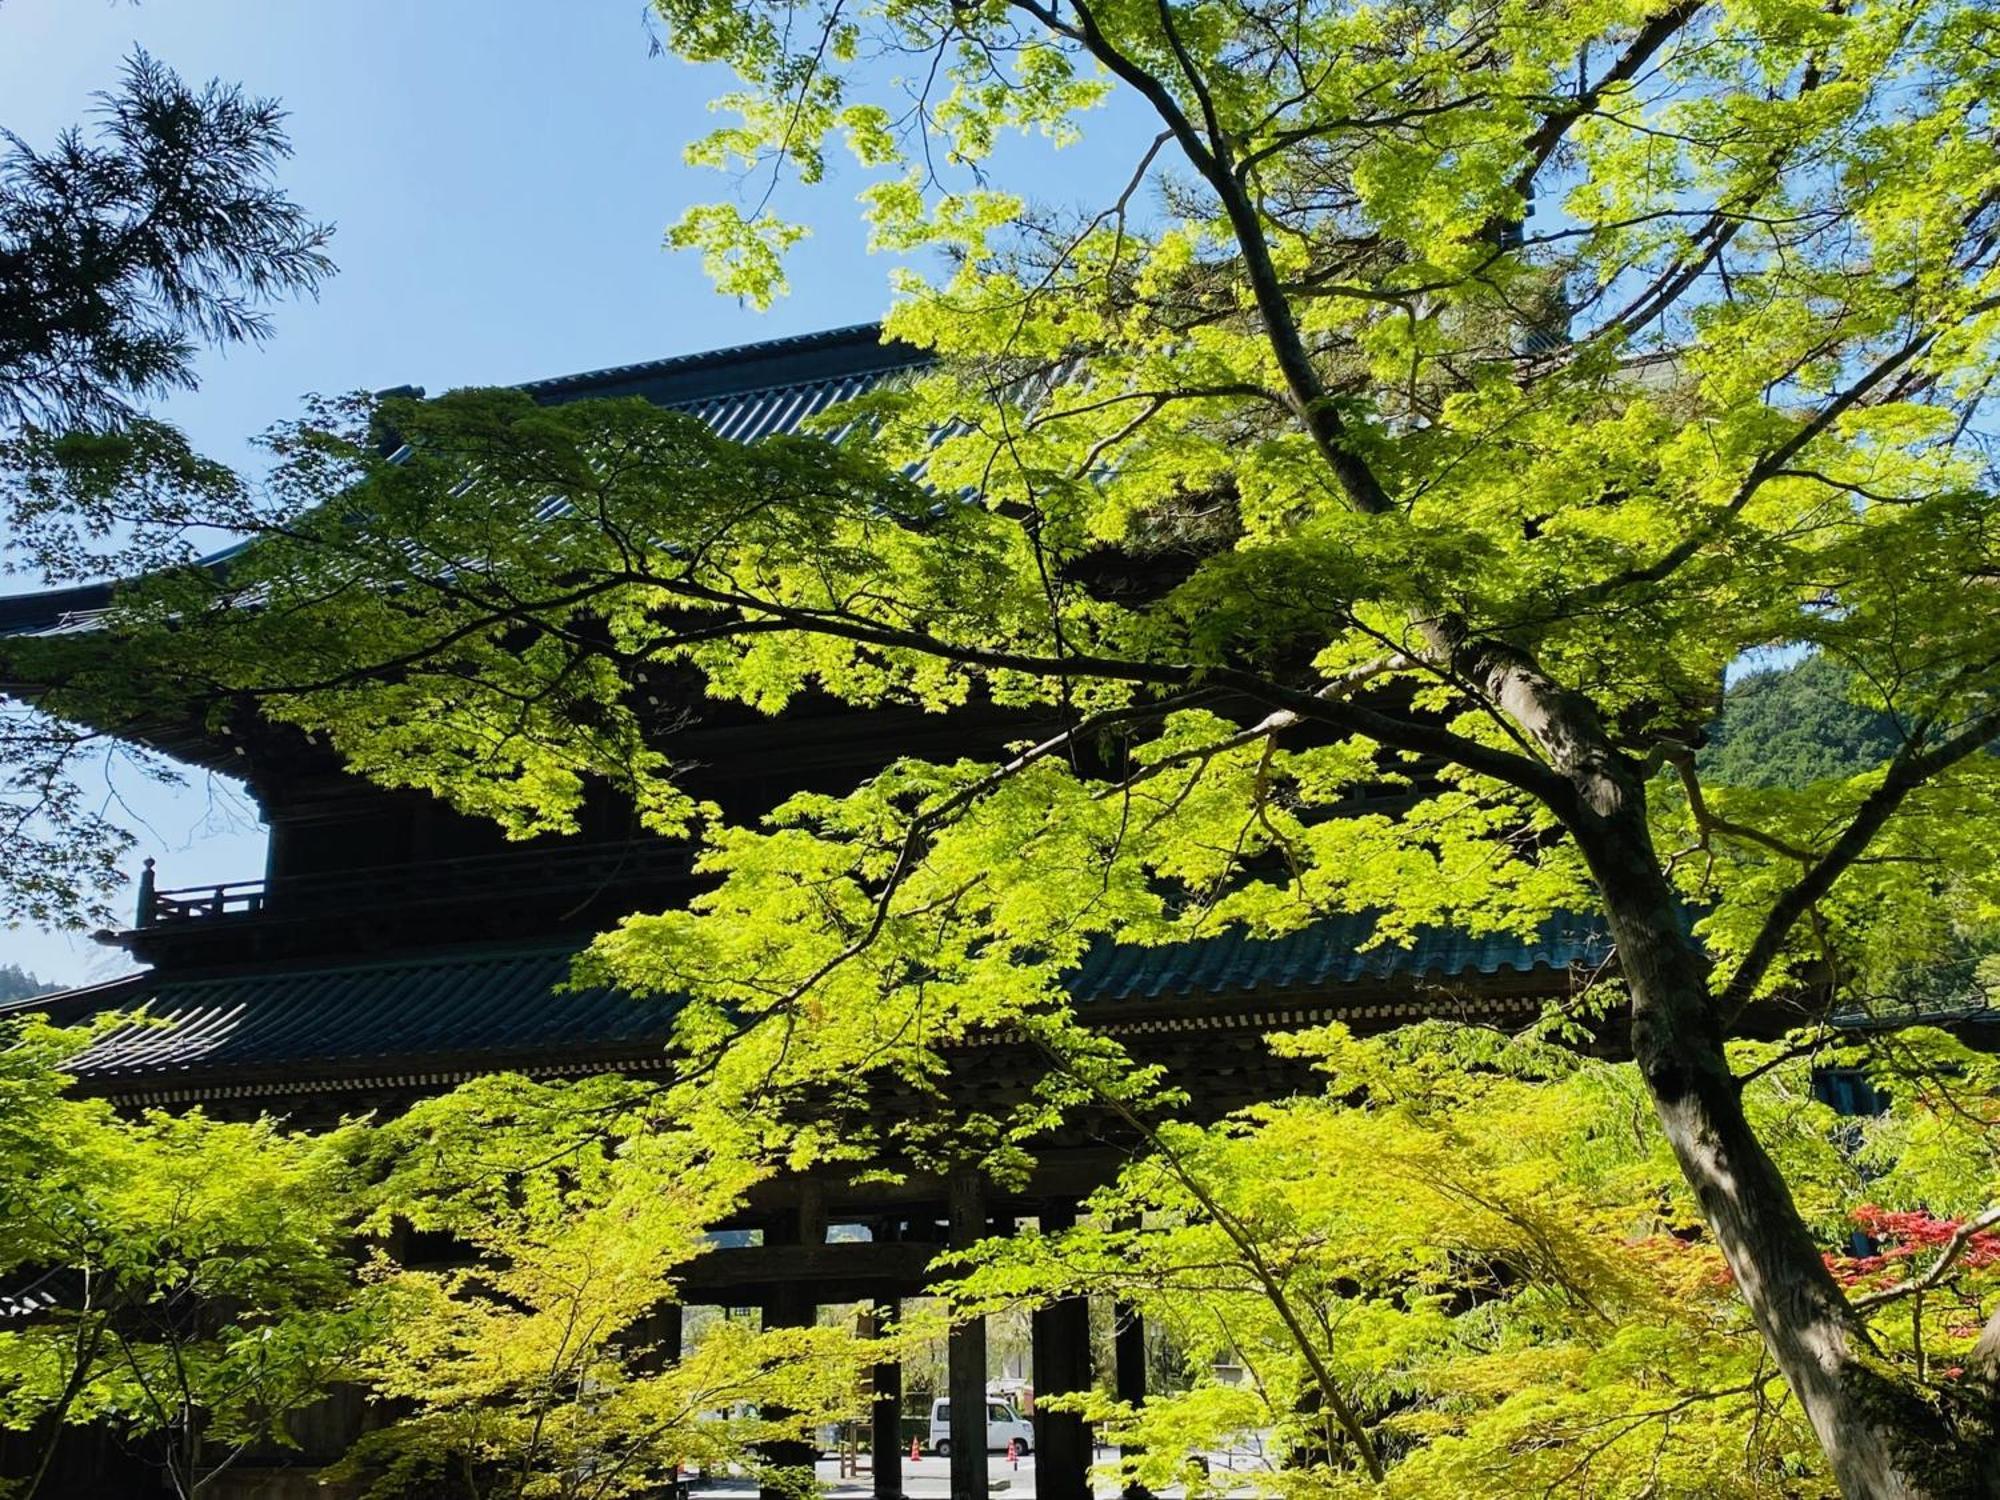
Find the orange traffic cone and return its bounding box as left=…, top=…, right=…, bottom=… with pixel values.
left=910, top=1437, right=921, bottom=1463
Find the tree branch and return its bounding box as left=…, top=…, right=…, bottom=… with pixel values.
left=1721, top=704, right=2000, bottom=1009
left=1577, top=326, right=1935, bottom=606
left=756, top=690, right=1213, bottom=1014
left=1668, top=748, right=1816, bottom=863
left=1509, top=0, right=1704, bottom=207
left=1010, top=0, right=1397, bottom=514
left=1092, top=656, right=1404, bottom=797
left=1853, top=1206, right=2000, bottom=1312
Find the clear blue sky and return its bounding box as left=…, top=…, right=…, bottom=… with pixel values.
left=0, top=0, right=1141, bottom=986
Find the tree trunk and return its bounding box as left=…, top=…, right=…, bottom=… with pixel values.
left=1575, top=793, right=1995, bottom=1498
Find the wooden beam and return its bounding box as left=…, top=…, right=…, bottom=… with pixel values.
left=731, top=1148, right=1140, bottom=1219
left=677, top=1241, right=936, bottom=1297
left=1115, top=1300, right=1150, bottom=1500
left=761, top=1279, right=817, bottom=1500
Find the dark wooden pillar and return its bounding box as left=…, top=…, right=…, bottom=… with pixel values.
left=797, top=1180, right=830, bottom=1247
left=947, top=1168, right=989, bottom=1500
left=1032, top=1200, right=1092, bottom=1500
left=760, top=1188, right=827, bottom=1500
left=760, top=1283, right=816, bottom=1500
left=1115, top=1300, right=1150, bottom=1500
left=629, top=1301, right=683, bottom=1373
left=650, top=1303, right=690, bottom=1489
left=870, top=1298, right=904, bottom=1500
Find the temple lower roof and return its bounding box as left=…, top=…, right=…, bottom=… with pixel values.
left=1068, top=911, right=1606, bottom=1002
left=6, top=913, right=1609, bottom=1103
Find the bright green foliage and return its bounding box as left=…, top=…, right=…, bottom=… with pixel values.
left=946, top=1019, right=2000, bottom=1498
left=1695, top=655, right=2000, bottom=1017
left=0, top=1017, right=378, bottom=1499
left=0, top=1025, right=878, bottom=1500
left=13, top=0, right=2000, bottom=1486
left=59, top=0, right=1997, bottom=1026
left=330, top=1072, right=872, bottom=1500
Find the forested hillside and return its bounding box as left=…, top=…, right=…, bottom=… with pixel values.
left=1700, top=654, right=1903, bottom=788
left=0, top=965, right=54, bottom=1005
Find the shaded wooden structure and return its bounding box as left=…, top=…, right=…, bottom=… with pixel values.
left=0, top=325, right=1611, bottom=1498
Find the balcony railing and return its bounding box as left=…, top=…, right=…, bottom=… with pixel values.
left=141, top=872, right=269, bottom=924
left=134, top=840, right=696, bottom=929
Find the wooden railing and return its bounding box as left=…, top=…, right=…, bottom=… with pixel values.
left=138, top=865, right=269, bottom=924
left=135, top=840, right=696, bottom=929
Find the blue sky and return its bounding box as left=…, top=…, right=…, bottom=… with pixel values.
left=0, top=1, right=1144, bottom=985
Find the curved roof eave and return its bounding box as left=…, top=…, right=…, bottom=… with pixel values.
left=0, top=322, right=927, bottom=642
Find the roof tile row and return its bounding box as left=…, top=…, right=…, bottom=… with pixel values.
left=19, top=914, right=1611, bottom=1083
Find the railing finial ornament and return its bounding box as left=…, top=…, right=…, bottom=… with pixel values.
left=136, top=858, right=157, bottom=929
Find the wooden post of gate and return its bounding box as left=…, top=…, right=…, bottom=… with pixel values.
left=947, top=1168, right=989, bottom=1500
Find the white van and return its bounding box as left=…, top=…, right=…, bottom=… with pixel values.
left=927, top=1397, right=1034, bottom=1456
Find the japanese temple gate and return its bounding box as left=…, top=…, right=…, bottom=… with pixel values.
left=0, top=325, right=1611, bottom=1500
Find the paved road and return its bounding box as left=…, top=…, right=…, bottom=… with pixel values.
left=688, top=1445, right=1277, bottom=1498
left=689, top=1452, right=1047, bottom=1498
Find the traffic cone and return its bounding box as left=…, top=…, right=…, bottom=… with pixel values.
left=910, top=1436, right=921, bottom=1463
left=1008, top=1438, right=1020, bottom=1470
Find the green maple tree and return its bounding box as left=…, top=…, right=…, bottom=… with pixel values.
left=9, top=0, right=2000, bottom=1490
left=328, top=1072, right=874, bottom=1500
left=0, top=1017, right=379, bottom=1500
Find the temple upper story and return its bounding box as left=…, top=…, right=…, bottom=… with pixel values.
left=0, top=321, right=1617, bottom=1110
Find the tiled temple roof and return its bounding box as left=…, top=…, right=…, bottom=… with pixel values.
left=523, top=321, right=928, bottom=426
left=8, top=914, right=1610, bottom=1097
left=1067, top=912, right=1609, bottom=1002
left=0, top=324, right=928, bottom=640
left=35, top=946, right=649, bottom=1081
